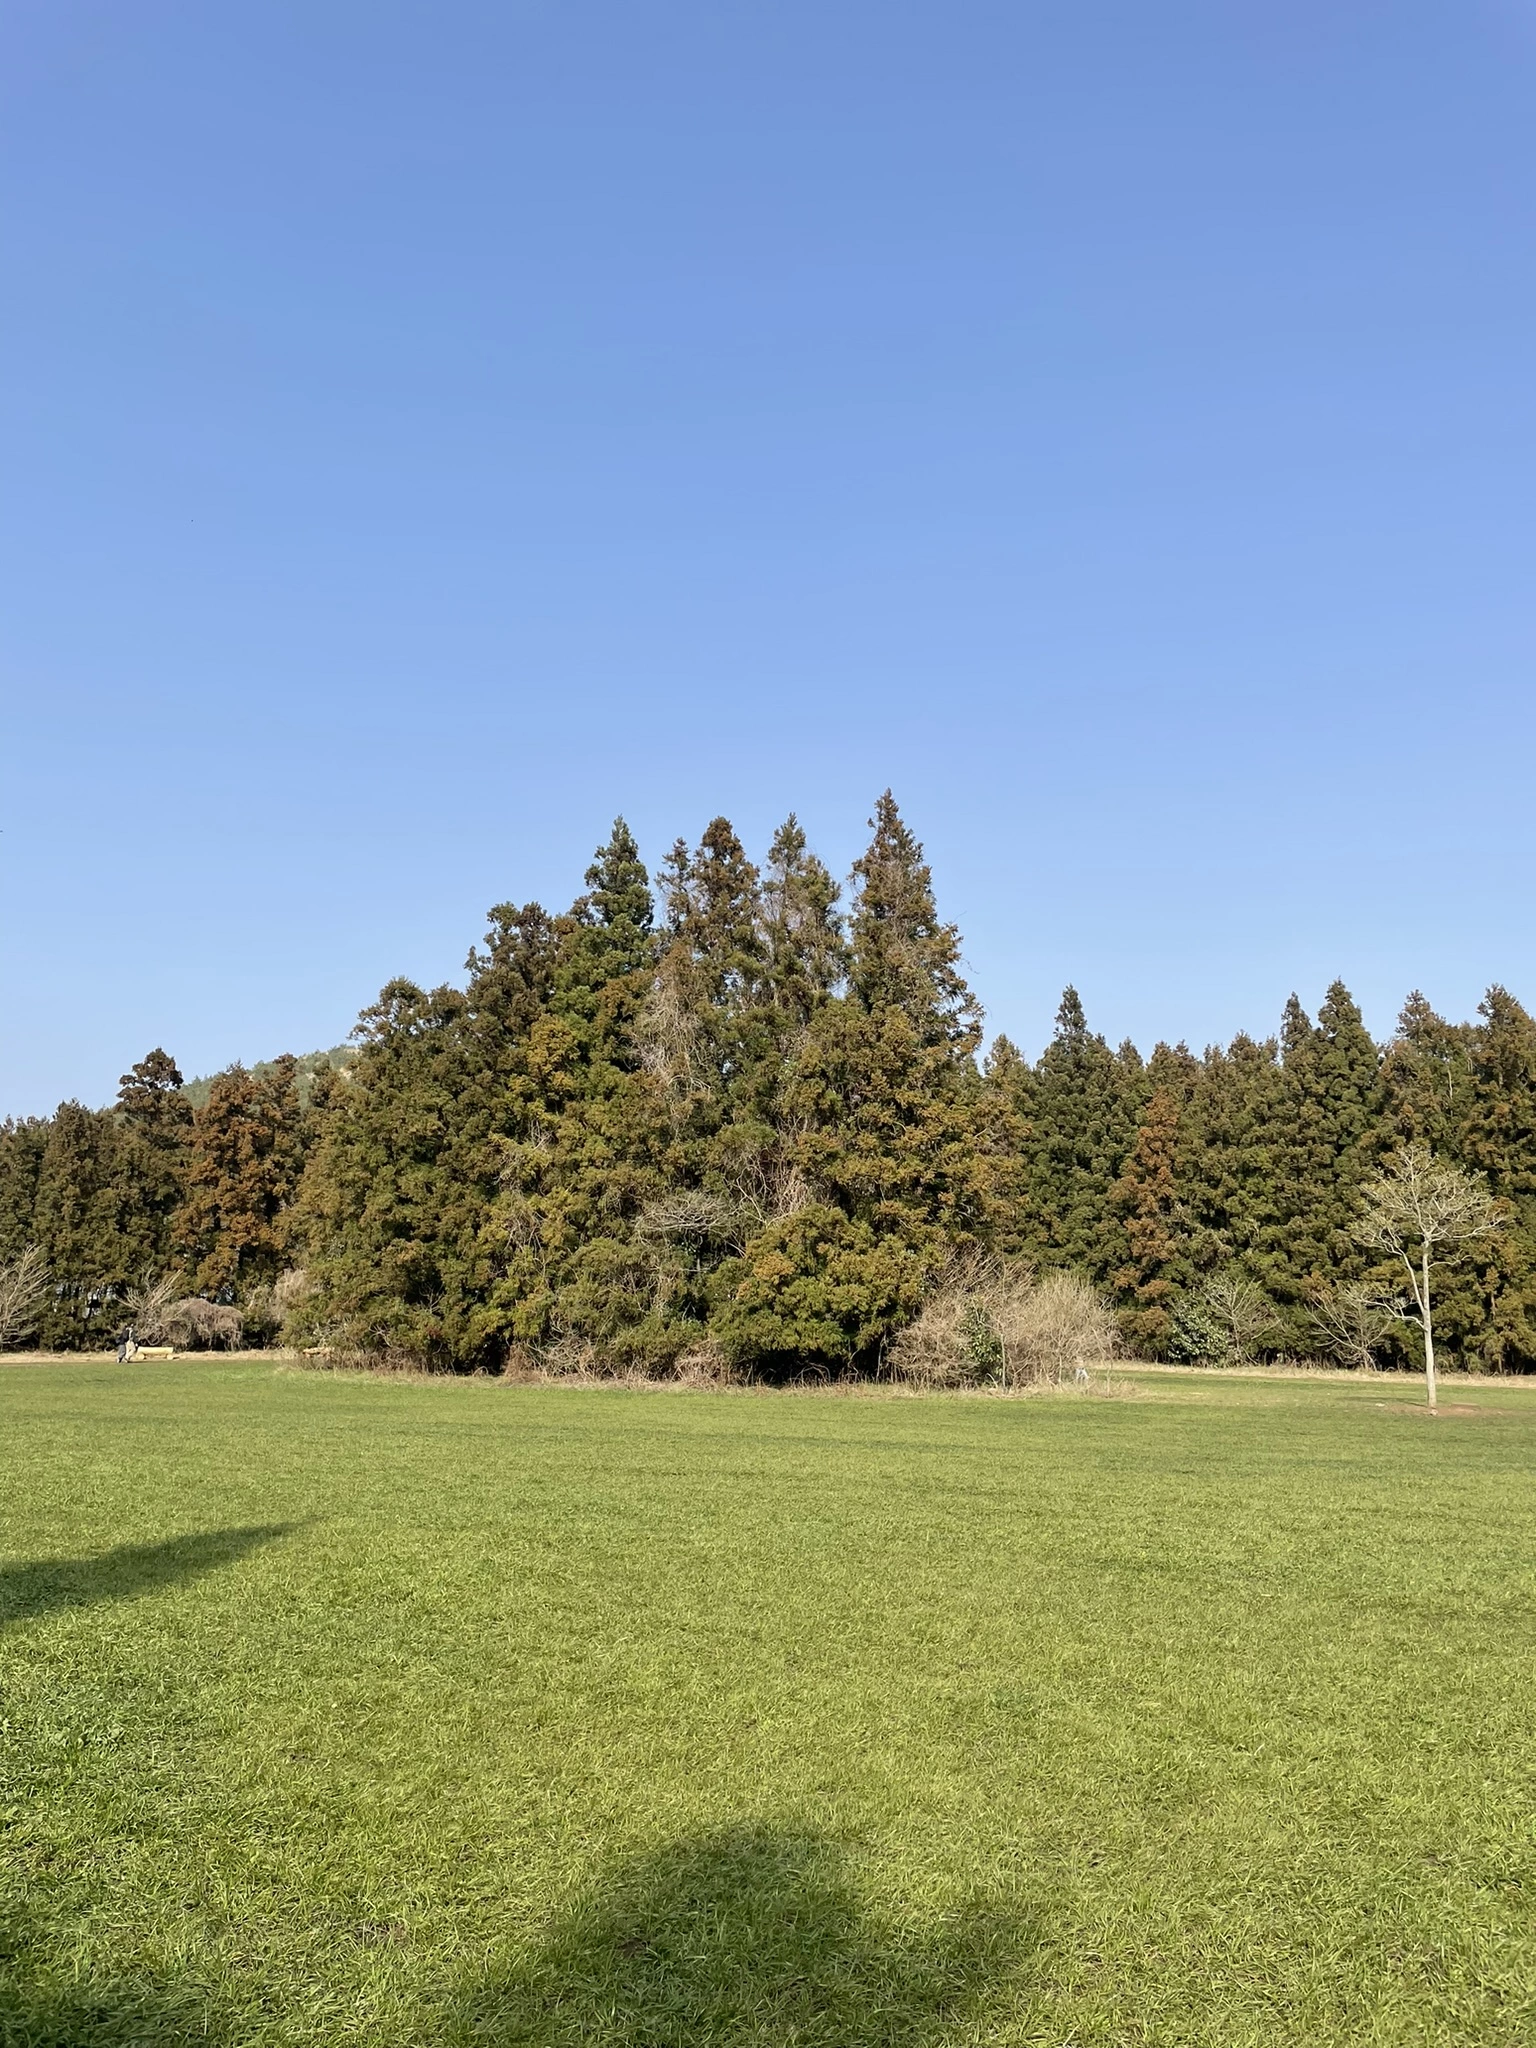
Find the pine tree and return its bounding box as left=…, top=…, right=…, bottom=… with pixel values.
left=476, top=822, right=674, bottom=1368
left=847, top=791, right=979, bottom=1047
left=1178, top=1032, right=1283, bottom=1274
left=1110, top=1085, right=1189, bottom=1355
left=31, top=1102, right=134, bottom=1347
left=0, top=1117, right=50, bottom=1266
left=293, top=980, right=489, bottom=1365
left=564, top=817, right=658, bottom=995
left=1023, top=988, right=1139, bottom=1282
left=116, top=1048, right=192, bottom=1267
left=175, top=1057, right=308, bottom=1297
left=1378, top=993, right=1474, bottom=1154
left=761, top=815, right=846, bottom=1028
left=1146, top=1040, right=1200, bottom=1105
left=1253, top=983, right=1380, bottom=1334
left=712, top=799, right=996, bottom=1372
left=1455, top=987, right=1536, bottom=1369
left=664, top=818, right=764, bottom=1006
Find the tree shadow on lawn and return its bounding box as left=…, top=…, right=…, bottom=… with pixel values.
left=0, top=1524, right=300, bottom=1627
left=440, top=1822, right=1036, bottom=2048
left=0, top=1941, right=221, bottom=2048
left=0, top=1824, right=1035, bottom=2046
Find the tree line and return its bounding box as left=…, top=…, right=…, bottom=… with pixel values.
left=2, top=796, right=1533, bottom=1376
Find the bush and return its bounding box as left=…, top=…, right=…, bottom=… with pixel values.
left=160, top=1297, right=244, bottom=1350
left=889, top=1260, right=1115, bottom=1389
left=1014, top=1270, right=1120, bottom=1382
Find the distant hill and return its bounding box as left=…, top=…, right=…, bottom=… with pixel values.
left=181, top=1045, right=357, bottom=1111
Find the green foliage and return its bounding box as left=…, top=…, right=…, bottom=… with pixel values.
left=181, top=1045, right=356, bottom=1111
left=0, top=1116, right=50, bottom=1265
left=1020, top=988, right=1141, bottom=1281
left=1109, top=1085, right=1189, bottom=1355
left=174, top=1056, right=309, bottom=1297
left=956, top=1298, right=1004, bottom=1379
left=10, top=799, right=1536, bottom=1373
left=31, top=1101, right=140, bottom=1348
left=1250, top=982, right=1382, bottom=1337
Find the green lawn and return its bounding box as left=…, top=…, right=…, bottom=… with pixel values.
left=2, top=1362, right=1533, bottom=2046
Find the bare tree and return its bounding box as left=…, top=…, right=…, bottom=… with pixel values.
left=123, top=1270, right=181, bottom=1343
left=1306, top=1278, right=1400, bottom=1373
left=0, top=1247, right=50, bottom=1350
left=1354, top=1144, right=1502, bottom=1409
left=1179, top=1268, right=1278, bottom=1367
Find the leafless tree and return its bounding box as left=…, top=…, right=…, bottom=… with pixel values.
left=1182, top=1268, right=1278, bottom=1367
left=123, top=1271, right=181, bottom=1343
left=1305, top=1278, right=1400, bottom=1373
left=0, top=1246, right=49, bottom=1349
left=1354, top=1143, right=1503, bottom=1409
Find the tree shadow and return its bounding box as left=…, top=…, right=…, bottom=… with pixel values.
left=0, top=1941, right=224, bottom=2048
left=439, top=1823, right=1034, bottom=2047
left=0, top=1824, right=1033, bottom=2045
left=0, top=1524, right=300, bottom=1627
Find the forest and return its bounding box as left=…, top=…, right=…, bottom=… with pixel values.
left=3, top=795, right=1533, bottom=1376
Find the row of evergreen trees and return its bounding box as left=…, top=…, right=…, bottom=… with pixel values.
left=4, top=797, right=1535, bottom=1372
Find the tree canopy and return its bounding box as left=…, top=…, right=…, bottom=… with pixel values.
left=4, top=798, right=1534, bottom=1376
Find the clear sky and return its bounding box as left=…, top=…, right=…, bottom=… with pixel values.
left=3, top=1, right=1534, bottom=1116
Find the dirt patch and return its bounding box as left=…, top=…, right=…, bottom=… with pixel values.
left=1376, top=1400, right=1518, bottom=1420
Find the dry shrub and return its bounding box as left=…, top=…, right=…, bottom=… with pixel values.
left=499, top=1342, right=546, bottom=1382
left=274, top=1267, right=310, bottom=1318
left=634, top=1192, right=741, bottom=1245
left=500, top=1333, right=735, bottom=1387
left=1013, top=1269, right=1119, bottom=1381
left=890, top=1258, right=1116, bottom=1390
left=539, top=1334, right=606, bottom=1380
left=670, top=1341, right=733, bottom=1386
left=888, top=1254, right=1012, bottom=1388
left=161, top=1297, right=244, bottom=1350
left=245, top=1267, right=315, bottom=1348
left=1173, top=1269, right=1279, bottom=1367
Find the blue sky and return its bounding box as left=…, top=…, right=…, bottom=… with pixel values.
left=3, top=1, right=1534, bottom=1115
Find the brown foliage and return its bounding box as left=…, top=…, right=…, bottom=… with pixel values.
left=889, top=1258, right=1117, bottom=1389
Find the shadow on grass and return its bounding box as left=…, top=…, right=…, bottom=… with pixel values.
left=0, top=1524, right=299, bottom=1627
left=0, top=1824, right=1032, bottom=2045
left=0, top=1947, right=220, bottom=2048
left=441, top=1822, right=1033, bottom=2047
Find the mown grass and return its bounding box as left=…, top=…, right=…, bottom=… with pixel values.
left=1, top=1360, right=1533, bottom=2045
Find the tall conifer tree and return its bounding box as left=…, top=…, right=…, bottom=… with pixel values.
left=1023, top=988, right=1138, bottom=1282
left=714, top=797, right=995, bottom=1370
left=116, top=1048, right=192, bottom=1266
left=175, top=1057, right=308, bottom=1296
left=31, top=1103, right=134, bottom=1346
left=1110, top=1085, right=1189, bottom=1354
left=1177, top=1032, right=1283, bottom=1274
left=1254, top=983, right=1380, bottom=1331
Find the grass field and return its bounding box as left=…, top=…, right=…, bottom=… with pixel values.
left=1, top=1360, right=1533, bottom=2046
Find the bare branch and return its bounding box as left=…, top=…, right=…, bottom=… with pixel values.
left=0, top=1246, right=50, bottom=1349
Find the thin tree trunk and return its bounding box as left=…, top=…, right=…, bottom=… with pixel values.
left=1422, top=1248, right=1437, bottom=1411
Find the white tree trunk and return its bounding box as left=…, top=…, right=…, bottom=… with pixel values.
left=1422, top=1248, right=1437, bottom=1411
